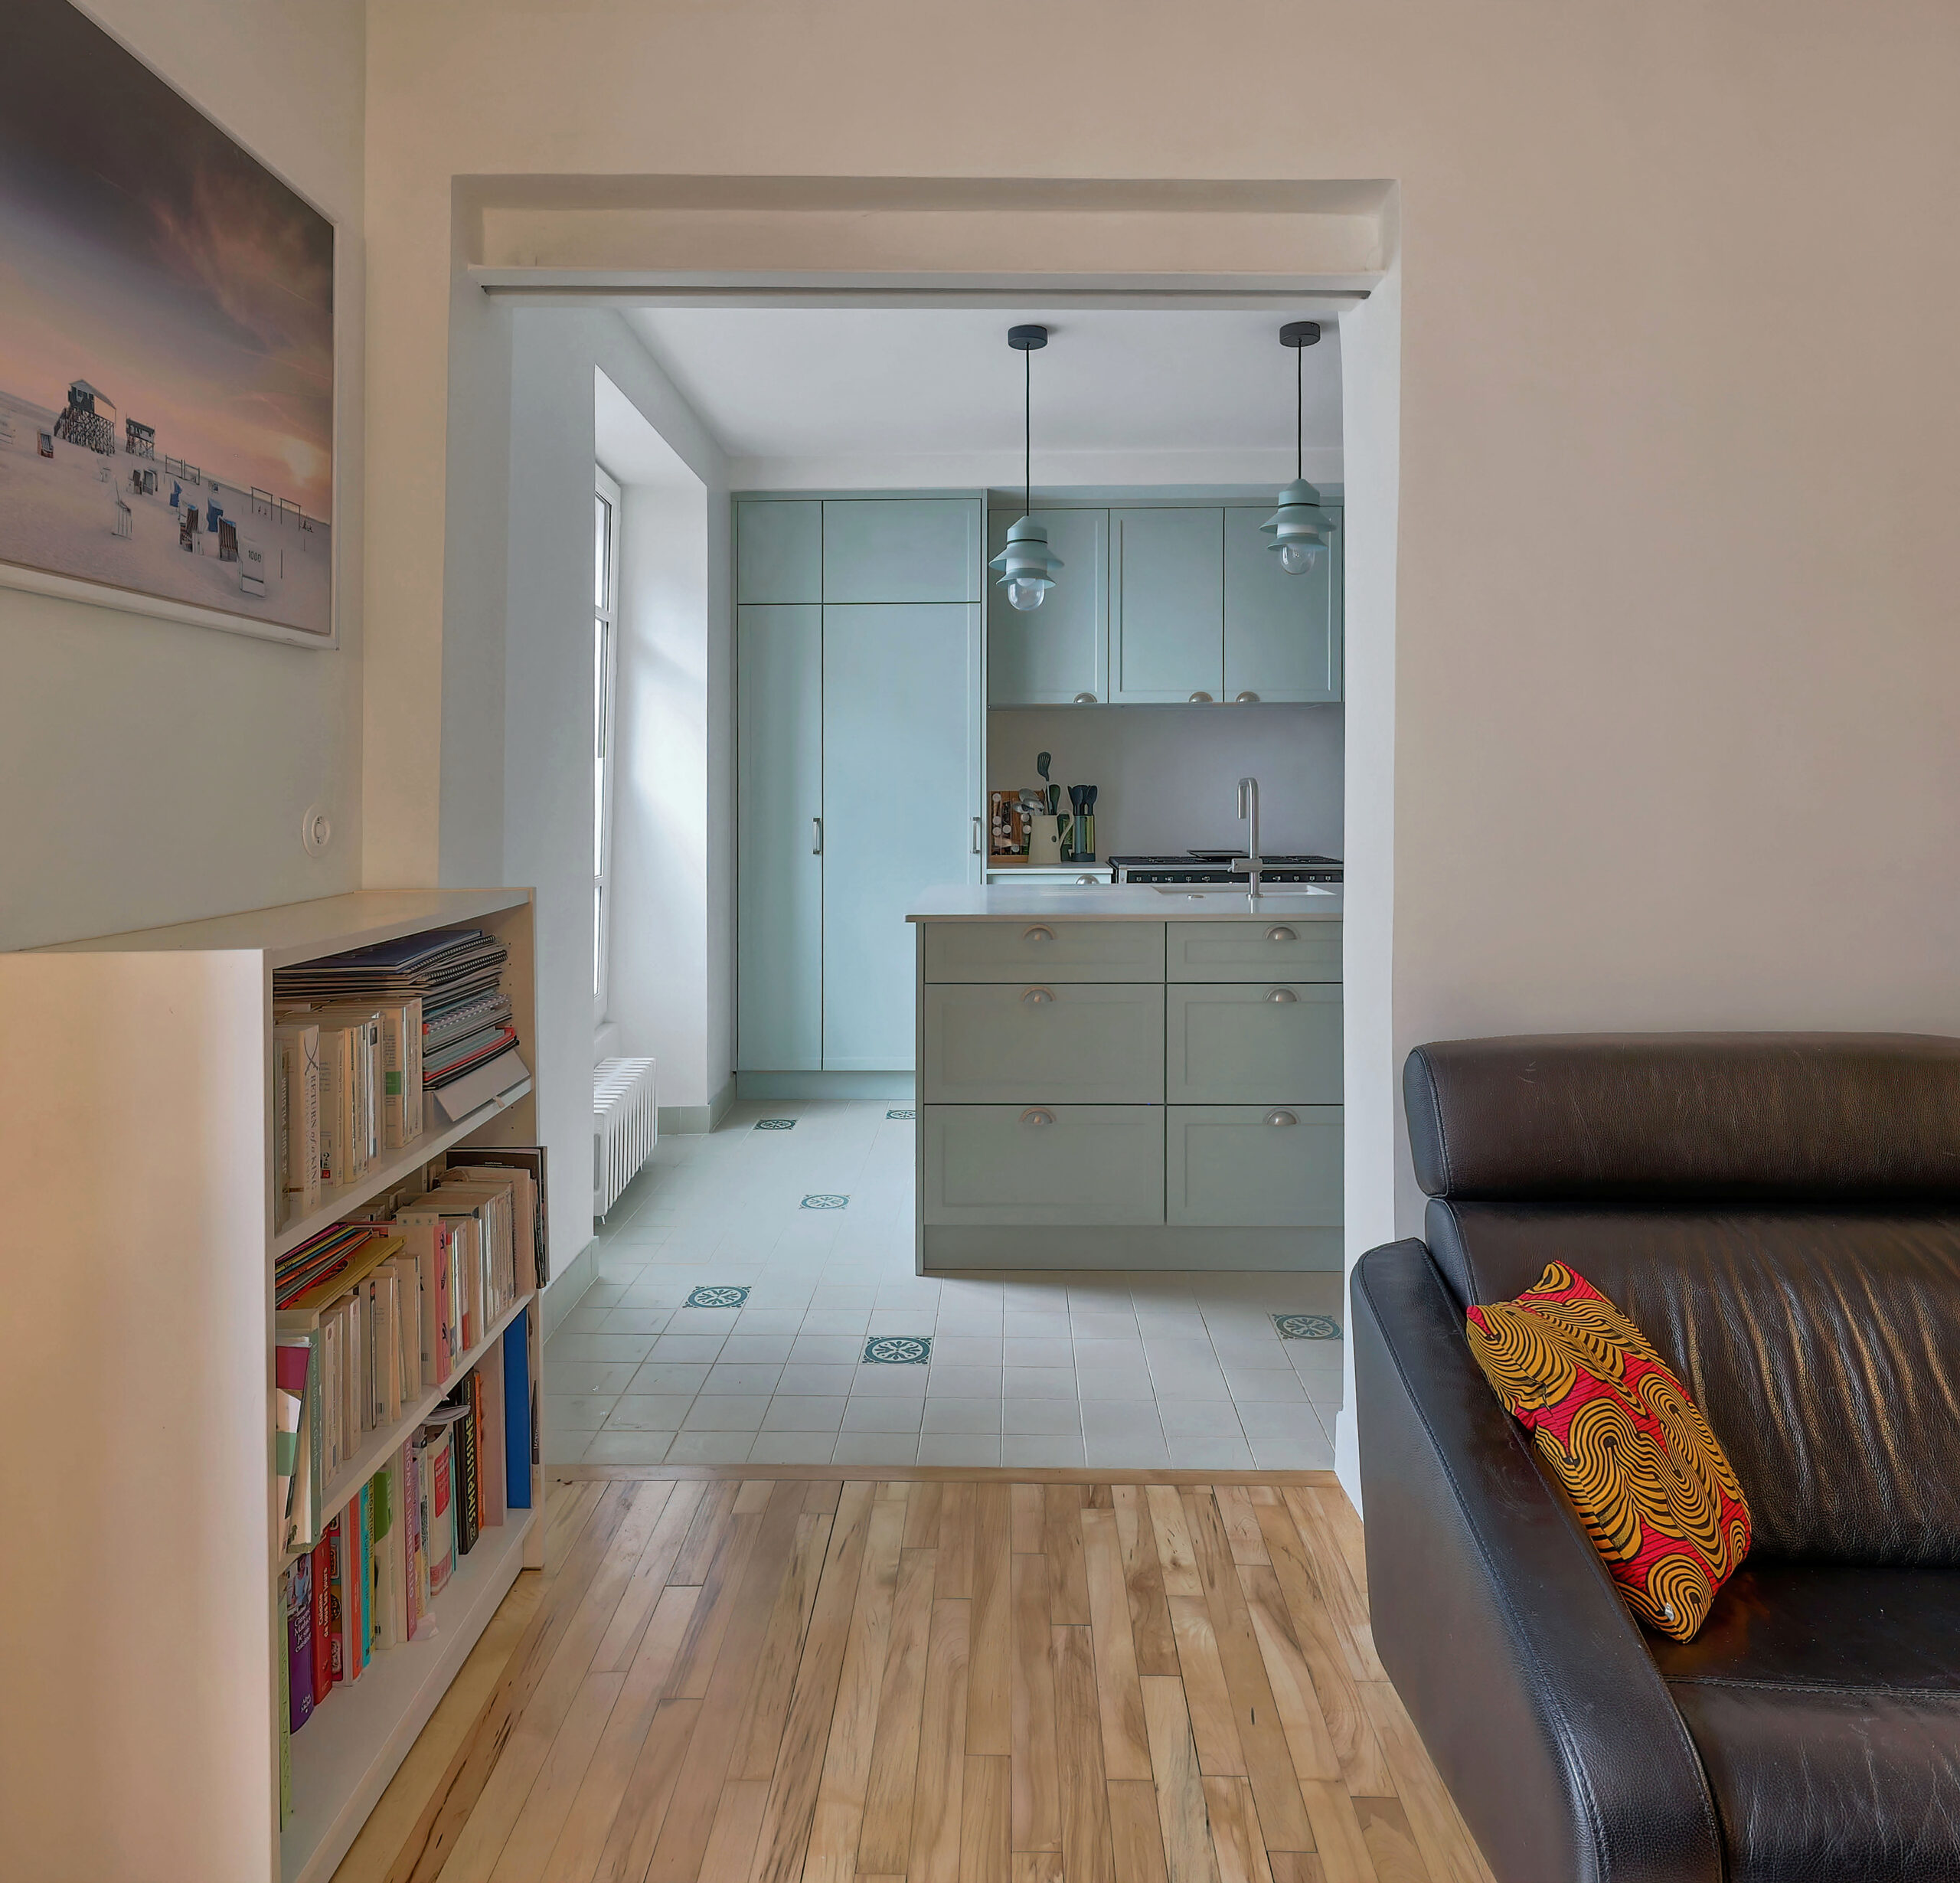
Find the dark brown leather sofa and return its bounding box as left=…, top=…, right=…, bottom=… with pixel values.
left=1352, top=1034, right=1960, bottom=1883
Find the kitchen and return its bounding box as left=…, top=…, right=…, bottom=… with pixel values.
left=635, top=306, right=1349, bottom=1274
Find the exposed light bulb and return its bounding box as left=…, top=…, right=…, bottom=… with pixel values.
left=1279, top=541, right=1317, bottom=575
left=1006, top=577, right=1049, bottom=611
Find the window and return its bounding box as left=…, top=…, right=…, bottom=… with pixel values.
left=593, top=466, right=620, bottom=1019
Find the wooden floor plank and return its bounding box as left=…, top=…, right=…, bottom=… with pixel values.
left=1168, top=1592, right=1246, bottom=1777
left=1238, top=1564, right=1342, bottom=1786
left=1010, top=1483, right=1044, bottom=1554
left=855, top=1547, right=939, bottom=1875
left=1139, top=1675, right=1223, bottom=1883
left=589, top=1479, right=698, bottom=1673
left=959, top=1754, right=1011, bottom=1883
left=1281, top=1491, right=1384, bottom=1684
left=671, top=1479, right=740, bottom=1585
left=1204, top=1777, right=1279, bottom=1883
left=910, top=1599, right=972, bottom=1883
left=1106, top=1780, right=1172, bottom=1883
left=966, top=1484, right=1013, bottom=1756
left=1217, top=1488, right=1272, bottom=1566
left=697, top=1778, right=769, bottom=1883
left=1010, top=1551, right=1060, bottom=1855
left=1112, top=1485, right=1179, bottom=1679
left=486, top=1670, right=626, bottom=1883
left=1080, top=1507, right=1153, bottom=1782
left=1357, top=1684, right=1492, bottom=1883
left=1296, top=1779, right=1381, bottom=1883
left=1269, top=1856, right=1330, bottom=1883
left=937, top=1482, right=978, bottom=1600
left=730, top=1509, right=832, bottom=1780
left=1044, top=1486, right=1092, bottom=1624
left=588, top=1696, right=699, bottom=1883
left=904, top=1481, right=944, bottom=1548
left=665, top=1496, right=767, bottom=1700
left=1011, top=1856, right=1064, bottom=1883
left=745, top=1479, right=874, bottom=1883
left=1051, top=1625, right=1114, bottom=1883
left=1350, top=1797, right=1432, bottom=1883
left=1145, top=1485, right=1203, bottom=1599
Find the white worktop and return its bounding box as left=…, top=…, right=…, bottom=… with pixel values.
left=907, top=882, right=1344, bottom=922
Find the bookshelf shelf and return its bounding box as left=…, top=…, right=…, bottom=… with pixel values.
left=274, top=1075, right=533, bottom=1259
left=281, top=1505, right=539, bottom=1883
left=0, top=888, right=544, bottom=1883
left=283, top=1289, right=534, bottom=1568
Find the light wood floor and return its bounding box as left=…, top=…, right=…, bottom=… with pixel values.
left=335, top=1473, right=1493, bottom=1883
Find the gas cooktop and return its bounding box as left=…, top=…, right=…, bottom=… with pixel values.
left=1108, top=851, right=1343, bottom=884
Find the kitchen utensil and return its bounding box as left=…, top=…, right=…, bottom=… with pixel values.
left=1027, top=816, right=1065, bottom=865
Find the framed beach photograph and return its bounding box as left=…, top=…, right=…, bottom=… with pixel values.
left=0, top=0, right=338, bottom=647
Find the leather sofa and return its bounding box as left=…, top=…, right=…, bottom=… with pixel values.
left=1352, top=1034, right=1960, bottom=1883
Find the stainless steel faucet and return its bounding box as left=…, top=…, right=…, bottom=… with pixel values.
left=1232, top=777, right=1263, bottom=897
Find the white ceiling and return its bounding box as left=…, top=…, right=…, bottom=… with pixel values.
left=620, top=306, right=1342, bottom=488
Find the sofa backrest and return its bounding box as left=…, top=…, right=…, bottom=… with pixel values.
left=1406, top=1035, right=1960, bottom=1567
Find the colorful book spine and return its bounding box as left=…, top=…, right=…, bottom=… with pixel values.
left=503, top=1315, right=532, bottom=1511
left=453, top=1380, right=480, bottom=1558
left=354, top=1483, right=372, bottom=1673
left=426, top=1424, right=455, bottom=1598
left=311, top=1535, right=334, bottom=1703
left=279, top=1570, right=294, bottom=1829
left=286, top=1554, right=315, bottom=1734
left=325, top=1515, right=346, bottom=1684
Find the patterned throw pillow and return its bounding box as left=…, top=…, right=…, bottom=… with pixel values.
left=1465, top=1262, right=1751, bottom=1641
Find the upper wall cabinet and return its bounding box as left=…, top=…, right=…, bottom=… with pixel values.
left=737, top=499, right=822, bottom=603
left=986, top=507, right=1109, bottom=706
left=1223, top=505, right=1343, bottom=703
left=1109, top=508, right=1226, bottom=703
left=824, top=500, right=980, bottom=603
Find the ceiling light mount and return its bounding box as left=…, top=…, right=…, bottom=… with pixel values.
left=1263, top=319, right=1328, bottom=574
left=991, top=324, right=1063, bottom=611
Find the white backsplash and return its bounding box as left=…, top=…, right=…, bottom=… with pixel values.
left=988, top=702, right=1344, bottom=858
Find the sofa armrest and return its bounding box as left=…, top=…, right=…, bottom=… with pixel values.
left=1354, top=1240, right=1723, bottom=1883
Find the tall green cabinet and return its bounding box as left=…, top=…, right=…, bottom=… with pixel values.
left=737, top=496, right=982, bottom=1080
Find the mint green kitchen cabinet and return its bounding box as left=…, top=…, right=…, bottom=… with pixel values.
left=737, top=499, right=822, bottom=603
left=920, top=982, right=1165, bottom=1103
left=1165, top=1104, right=1344, bottom=1227
left=820, top=603, right=980, bottom=1070
left=737, top=606, right=824, bottom=1070
left=923, top=917, right=1165, bottom=983
left=922, top=1105, right=1167, bottom=1227
left=1166, top=982, right=1343, bottom=1104
left=1223, top=505, right=1342, bottom=703
left=1109, top=508, right=1226, bottom=702
left=1165, top=917, right=1342, bottom=982
left=824, top=500, right=980, bottom=603
left=986, top=507, right=1109, bottom=704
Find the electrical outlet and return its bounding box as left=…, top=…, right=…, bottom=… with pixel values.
left=301, top=806, right=332, bottom=857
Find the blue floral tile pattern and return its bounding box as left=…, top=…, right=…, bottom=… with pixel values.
left=886, top=1109, right=915, bottom=1120
left=686, top=1285, right=751, bottom=1309
left=801, top=1193, right=849, bottom=1210
left=753, top=1117, right=797, bottom=1131
left=862, top=1335, right=932, bottom=1365
left=1273, top=1313, right=1341, bottom=1340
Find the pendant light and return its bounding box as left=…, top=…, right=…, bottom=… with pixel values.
left=990, top=324, right=1063, bottom=612
left=1262, top=320, right=1328, bottom=574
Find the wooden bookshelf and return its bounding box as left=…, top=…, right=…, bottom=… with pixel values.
left=0, top=890, right=546, bottom=1883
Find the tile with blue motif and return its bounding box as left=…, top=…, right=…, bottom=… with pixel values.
left=886, top=1109, right=914, bottom=1120
left=685, top=1285, right=751, bottom=1309
left=753, top=1117, right=796, bottom=1131
left=861, top=1334, right=931, bottom=1365
left=801, top=1193, right=849, bottom=1210
left=1272, top=1313, right=1341, bottom=1340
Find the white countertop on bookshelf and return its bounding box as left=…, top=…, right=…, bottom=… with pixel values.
left=39, top=888, right=532, bottom=969
left=282, top=1502, right=537, bottom=1883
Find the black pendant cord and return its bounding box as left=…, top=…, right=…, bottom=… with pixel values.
left=1295, top=339, right=1303, bottom=482
left=1024, top=344, right=1033, bottom=520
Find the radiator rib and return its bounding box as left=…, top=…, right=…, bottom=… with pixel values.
left=593, top=1055, right=657, bottom=1217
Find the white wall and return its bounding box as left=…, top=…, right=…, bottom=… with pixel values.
left=987, top=705, right=1344, bottom=861
left=0, top=0, right=364, bottom=950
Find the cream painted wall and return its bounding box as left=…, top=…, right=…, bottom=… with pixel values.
left=0, top=0, right=365, bottom=950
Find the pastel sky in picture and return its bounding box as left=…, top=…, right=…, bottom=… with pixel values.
left=0, top=0, right=334, bottom=521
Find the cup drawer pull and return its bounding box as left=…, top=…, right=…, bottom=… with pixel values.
left=1266, top=988, right=1298, bottom=1003
left=1024, top=925, right=1055, bottom=943
left=1023, top=987, right=1055, bottom=1005
left=1266, top=1110, right=1298, bottom=1127
left=1266, top=925, right=1297, bottom=943
left=1022, top=1108, right=1056, bottom=1127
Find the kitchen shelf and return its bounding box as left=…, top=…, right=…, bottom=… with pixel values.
left=273, top=1075, right=533, bottom=1259
left=282, top=1289, right=534, bottom=1569
left=280, top=1503, right=538, bottom=1883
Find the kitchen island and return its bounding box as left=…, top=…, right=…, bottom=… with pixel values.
left=908, top=884, right=1342, bottom=1270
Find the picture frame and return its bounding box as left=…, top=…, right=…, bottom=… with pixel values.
left=0, top=0, right=341, bottom=649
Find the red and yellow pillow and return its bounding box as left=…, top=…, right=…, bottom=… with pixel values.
left=1465, top=1263, right=1751, bottom=1641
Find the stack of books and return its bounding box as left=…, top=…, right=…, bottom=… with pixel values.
left=273, top=927, right=526, bottom=1128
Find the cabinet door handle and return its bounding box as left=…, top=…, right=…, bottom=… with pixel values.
left=972, top=816, right=982, bottom=855
left=1187, top=690, right=1215, bottom=703
left=1074, top=874, right=1098, bottom=884
left=1023, top=925, right=1055, bottom=943
left=1266, top=987, right=1298, bottom=1003
left=1234, top=691, right=1261, bottom=704
left=1022, top=987, right=1055, bottom=1005
left=1073, top=691, right=1098, bottom=704
left=1266, top=925, right=1297, bottom=943
left=1021, top=1108, right=1056, bottom=1127
left=1266, top=1109, right=1298, bottom=1127
left=811, top=816, right=822, bottom=855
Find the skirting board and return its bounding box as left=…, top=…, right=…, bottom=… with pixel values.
left=921, top=1224, right=1344, bottom=1270
left=657, top=1076, right=736, bottom=1136
left=736, top=1071, right=917, bottom=1101
left=541, top=1234, right=599, bottom=1338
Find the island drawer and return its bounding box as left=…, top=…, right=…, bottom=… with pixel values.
left=1165, top=983, right=1343, bottom=1104
left=1166, top=918, right=1342, bottom=982
left=922, top=1105, right=1165, bottom=1225
left=1166, top=1105, right=1343, bottom=1227
left=923, top=919, right=1165, bottom=982
left=921, top=982, right=1165, bottom=1103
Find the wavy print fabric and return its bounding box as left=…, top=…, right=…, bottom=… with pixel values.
left=1466, top=1262, right=1751, bottom=1640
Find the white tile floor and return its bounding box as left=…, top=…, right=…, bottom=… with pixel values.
left=543, top=1099, right=1345, bottom=1469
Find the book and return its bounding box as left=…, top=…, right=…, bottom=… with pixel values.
left=452, top=1376, right=481, bottom=1557
left=404, top=1437, right=426, bottom=1640
left=420, top=1410, right=469, bottom=1597
left=479, top=1355, right=506, bottom=1530
left=315, top=1022, right=358, bottom=1188
left=273, top=1020, right=322, bottom=1218
left=376, top=996, right=423, bottom=1148
left=279, top=1567, right=297, bottom=1829
left=393, top=1210, right=459, bottom=1386
left=275, top=1340, right=311, bottom=1542
left=325, top=1515, right=347, bottom=1684
left=449, top=1146, right=549, bottom=1290
left=430, top=1044, right=528, bottom=1123
left=356, top=1482, right=374, bottom=1672
left=286, top=1554, right=314, bottom=1735
left=310, top=1536, right=334, bottom=1703
left=502, top=1314, right=532, bottom=1510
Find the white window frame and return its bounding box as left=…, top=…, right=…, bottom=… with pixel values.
left=593, top=466, right=621, bottom=1025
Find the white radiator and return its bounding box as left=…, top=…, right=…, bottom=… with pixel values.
left=593, top=1055, right=657, bottom=1217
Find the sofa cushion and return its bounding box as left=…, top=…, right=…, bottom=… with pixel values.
left=1465, top=1261, right=1751, bottom=1638
left=1651, top=1563, right=1960, bottom=1883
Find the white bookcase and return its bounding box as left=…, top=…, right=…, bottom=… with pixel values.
left=0, top=890, right=547, bottom=1883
